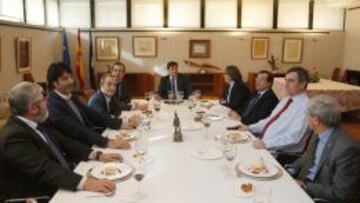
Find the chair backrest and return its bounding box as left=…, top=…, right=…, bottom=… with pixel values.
left=23, top=73, right=35, bottom=83
left=331, top=67, right=341, bottom=81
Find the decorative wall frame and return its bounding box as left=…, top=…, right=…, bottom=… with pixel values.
left=15, top=37, right=32, bottom=73
left=132, top=36, right=157, bottom=58
left=251, top=37, right=269, bottom=60
left=95, top=36, right=120, bottom=61
left=189, top=40, right=211, bottom=58
left=282, top=38, right=303, bottom=64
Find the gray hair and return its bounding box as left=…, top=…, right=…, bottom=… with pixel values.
left=307, top=95, right=341, bottom=128
left=8, top=82, right=43, bottom=116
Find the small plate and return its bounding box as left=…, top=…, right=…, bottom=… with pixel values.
left=234, top=180, right=255, bottom=197
left=107, top=130, right=139, bottom=141
left=91, top=162, right=132, bottom=180
left=205, top=114, right=223, bottom=121
left=226, top=131, right=250, bottom=143
left=237, top=161, right=280, bottom=179
left=191, top=148, right=223, bottom=160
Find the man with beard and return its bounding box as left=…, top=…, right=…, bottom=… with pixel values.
left=0, top=82, right=121, bottom=202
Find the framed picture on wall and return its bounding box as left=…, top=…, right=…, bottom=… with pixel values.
left=132, top=36, right=157, bottom=58
left=282, top=38, right=303, bottom=64
left=189, top=40, right=211, bottom=58
left=95, top=36, right=120, bottom=61
left=251, top=37, right=269, bottom=60
left=15, top=38, right=32, bottom=73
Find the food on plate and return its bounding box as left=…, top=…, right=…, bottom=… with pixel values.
left=194, top=113, right=203, bottom=122
left=249, top=158, right=269, bottom=174
left=241, top=183, right=253, bottom=193
left=226, top=132, right=244, bottom=141
left=101, top=167, right=121, bottom=176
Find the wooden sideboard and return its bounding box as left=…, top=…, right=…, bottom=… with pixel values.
left=96, top=72, right=224, bottom=98
left=184, top=73, right=225, bottom=97
left=97, top=72, right=155, bottom=98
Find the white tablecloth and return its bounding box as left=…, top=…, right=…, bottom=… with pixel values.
left=273, top=78, right=360, bottom=112
left=50, top=102, right=314, bottom=203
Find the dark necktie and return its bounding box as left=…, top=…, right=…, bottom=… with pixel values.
left=242, top=93, right=261, bottom=117
left=65, top=99, right=85, bottom=125
left=36, top=125, right=70, bottom=170
left=117, top=82, right=123, bottom=98
left=171, top=77, right=177, bottom=99
left=260, top=98, right=293, bottom=139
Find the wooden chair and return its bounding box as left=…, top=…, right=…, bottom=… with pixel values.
left=23, top=72, right=35, bottom=83
left=331, top=67, right=342, bottom=81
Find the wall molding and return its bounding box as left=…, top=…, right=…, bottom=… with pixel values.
left=78, top=28, right=334, bottom=34
left=0, top=20, right=62, bottom=32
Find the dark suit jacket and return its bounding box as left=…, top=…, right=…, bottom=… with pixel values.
left=87, top=91, right=122, bottom=118
left=0, top=116, right=92, bottom=202
left=47, top=91, right=121, bottom=148
left=158, top=74, right=191, bottom=99
left=238, top=89, right=279, bottom=125
left=289, top=127, right=360, bottom=203
left=221, top=81, right=250, bottom=111
left=115, top=81, right=132, bottom=110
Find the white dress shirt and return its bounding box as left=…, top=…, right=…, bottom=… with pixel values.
left=249, top=93, right=309, bottom=152
left=54, top=90, right=72, bottom=100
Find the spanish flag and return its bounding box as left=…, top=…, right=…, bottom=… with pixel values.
left=75, top=28, right=85, bottom=89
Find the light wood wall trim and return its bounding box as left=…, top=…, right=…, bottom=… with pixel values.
left=0, top=20, right=63, bottom=32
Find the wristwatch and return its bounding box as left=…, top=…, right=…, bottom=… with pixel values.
left=95, top=151, right=103, bottom=160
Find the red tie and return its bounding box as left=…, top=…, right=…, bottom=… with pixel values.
left=260, top=98, right=293, bottom=139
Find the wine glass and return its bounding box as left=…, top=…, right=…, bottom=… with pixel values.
left=135, top=134, right=148, bottom=160
left=253, top=185, right=272, bottom=203
left=168, top=90, right=175, bottom=100
left=203, top=118, right=211, bottom=140
left=140, top=117, right=151, bottom=131
left=224, top=144, right=237, bottom=177
left=144, top=91, right=153, bottom=102
left=153, top=100, right=161, bottom=112
left=133, top=162, right=147, bottom=200
left=177, top=91, right=184, bottom=101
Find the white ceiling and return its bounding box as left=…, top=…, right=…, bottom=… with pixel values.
left=321, top=0, right=360, bottom=8
left=280, top=0, right=360, bottom=8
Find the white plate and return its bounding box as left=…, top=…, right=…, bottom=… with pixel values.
left=91, top=162, right=133, bottom=180
left=226, top=131, right=250, bottom=142
left=106, top=130, right=139, bottom=141
left=182, top=124, right=203, bottom=131
left=226, top=120, right=242, bottom=128
left=233, top=179, right=255, bottom=197
left=205, top=114, right=223, bottom=121
left=191, top=148, right=223, bottom=160
left=237, top=161, right=279, bottom=178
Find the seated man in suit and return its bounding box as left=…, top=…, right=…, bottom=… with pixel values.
left=230, top=70, right=279, bottom=125
left=158, top=61, right=191, bottom=99
left=0, top=82, right=121, bottom=202
left=220, top=65, right=250, bottom=111
left=88, top=73, right=121, bottom=118
left=239, top=67, right=310, bottom=153
left=286, top=95, right=360, bottom=203
left=46, top=62, right=134, bottom=149
left=110, top=62, right=147, bottom=111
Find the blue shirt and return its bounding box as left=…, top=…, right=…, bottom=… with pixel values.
left=306, top=128, right=334, bottom=181
left=249, top=93, right=309, bottom=152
